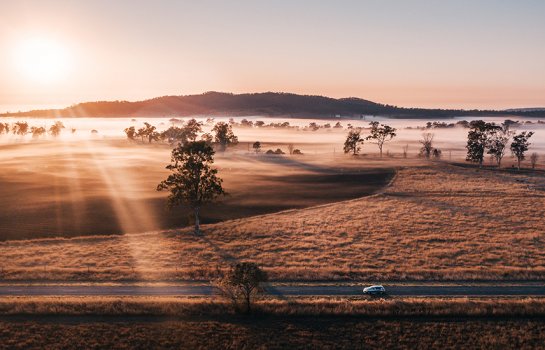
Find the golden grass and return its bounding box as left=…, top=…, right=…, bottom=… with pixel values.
left=0, top=163, right=544, bottom=281
left=2, top=318, right=545, bottom=350
left=2, top=296, right=545, bottom=317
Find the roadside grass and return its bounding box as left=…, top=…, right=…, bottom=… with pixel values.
left=0, top=163, right=544, bottom=281
left=2, top=296, right=545, bottom=317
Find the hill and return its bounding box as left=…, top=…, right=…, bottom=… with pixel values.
left=3, top=91, right=544, bottom=118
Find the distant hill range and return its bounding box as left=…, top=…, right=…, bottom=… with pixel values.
left=2, top=92, right=545, bottom=119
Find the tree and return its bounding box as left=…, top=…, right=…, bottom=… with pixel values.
left=49, top=121, right=65, bottom=137
left=215, top=262, right=268, bottom=313
left=0, top=123, right=9, bottom=134
left=252, top=141, right=261, bottom=154
left=343, top=130, right=364, bottom=155
left=12, top=121, right=29, bottom=136
left=365, top=121, right=397, bottom=157
left=466, top=120, right=499, bottom=167
left=333, top=122, right=343, bottom=129
left=402, top=144, right=409, bottom=158
left=212, top=122, right=238, bottom=151
left=287, top=143, right=294, bottom=155
left=510, top=131, right=534, bottom=170
left=30, top=126, right=46, bottom=138
left=124, top=126, right=137, bottom=140
left=157, top=141, right=225, bottom=234
left=487, top=123, right=514, bottom=167
left=530, top=153, right=539, bottom=169
left=183, top=119, right=203, bottom=142
left=419, top=133, right=434, bottom=159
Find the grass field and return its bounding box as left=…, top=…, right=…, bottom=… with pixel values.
left=2, top=297, right=545, bottom=349
left=0, top=140, right=394, bottom=240
left=1, top=317, right=545, bottom=349
left=0, top=162, right=543, bottom=281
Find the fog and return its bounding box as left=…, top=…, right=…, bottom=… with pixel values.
left=0, top=115, right=543, bottom=240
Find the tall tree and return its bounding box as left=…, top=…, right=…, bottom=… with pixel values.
left=510, top=131, right=534, bottom=170
left=365, top=121, right=397, bottom=157
left=487, top=123, right=513, bottom=167
left=466, top=120, right=499, bottom=167
left=124, top=126, right=137, bottom=140
left=530, top=153, right=539, bottom=169
left=343, top=130, right=364, bottom=155
left=157, top=141, right=225, bottom=234
left=212, top=122, right=238, bottom=151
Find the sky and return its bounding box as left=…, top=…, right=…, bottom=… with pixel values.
left=0, top=0, right=544, bottom=112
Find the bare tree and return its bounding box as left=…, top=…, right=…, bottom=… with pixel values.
left=419, top=133, right=434, bottom=159
left=287, top=143, right=294, bottom=155
left=530, top=152, right=539, bottom=169
left=402, top=144, right=409, bottom=158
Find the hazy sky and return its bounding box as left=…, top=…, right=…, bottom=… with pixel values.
left=1, top=0, right=544, bottom=111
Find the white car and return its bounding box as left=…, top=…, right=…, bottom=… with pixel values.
left=363, top=285, right=386, bottom=295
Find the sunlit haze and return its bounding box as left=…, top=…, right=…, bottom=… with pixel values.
left=1, top=0, right=544, bottom=112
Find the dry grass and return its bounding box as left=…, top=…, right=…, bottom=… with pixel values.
left=1, top=317, right=545, bottom=349
left=2, top=296, right=545, bottom=317
left=0, top=163, right=544, bottom=281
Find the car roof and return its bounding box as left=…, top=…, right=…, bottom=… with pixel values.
left=369, top=285, right=384, bottom=288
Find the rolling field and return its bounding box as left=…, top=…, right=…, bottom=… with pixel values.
left=0, top=162, right=543, bottom=281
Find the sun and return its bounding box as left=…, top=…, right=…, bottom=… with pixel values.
left=13, top=37, right=72, bottom=83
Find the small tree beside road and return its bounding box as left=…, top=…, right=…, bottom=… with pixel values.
left=215, top=262, right=268, bottom=313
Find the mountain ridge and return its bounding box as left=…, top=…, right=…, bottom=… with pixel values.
left=2, top=91, right=544, bottom=119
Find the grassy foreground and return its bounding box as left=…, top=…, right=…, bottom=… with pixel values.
left=1, top=297, right=545, bottom=349
left=2, top=318, right=545, bottom=350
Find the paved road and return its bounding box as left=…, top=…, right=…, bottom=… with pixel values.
left=0, top=284, right=544, bottom=297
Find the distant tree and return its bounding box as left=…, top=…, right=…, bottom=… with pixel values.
left=12, top=121, right=29, bottom=136
left=432, top=148, right=442, bottom=159
left=212, top=122, right=238, bottom=151
left=240, top=119, right=253, bottom=127
left=530, top=153, right=539, bottom=169
left=530, top=152, right=539, bottom=169
left=287, top=143, right=294, bottom=155
left=91, top=129, right=99, bottom=134
left=510, top=131, right=534, bottom=170
left=49, top=121, right=65, bottom=137
left=419, top=133, right=434, bottom=159
left=0, top=123, right=10, bottom=134
left=183, top=119, right=203, bottom=141
left=200, top=133, right=213, bottom=145
left=71, top=128, right=77, bottom=134
left=487, top=123, right=514, bottom=167
left=343, top=130, right=364, bottom=155
left=124, top=126, right=137, bottom=140
left=466, top=120, right=499, bottom=167
left=143, top=122, right=160, bottom=143
left=333, top=122, right=343, bottom=129
left=157, top=141, right=225, bottom=234
left=402, top=144, right=409, bottom=158
left=254, top=121, right=265, bottom=127
left=215, top=262, right=268, bottom=313
left=30, top=126, right=46, bottom=138
left=292, top=149, right=303, bottom=155
left=365, top=121, right=397, bottom=157
left=308, top=122, right=319, bottom=131
left=252, top=141, right=261, bottom=154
